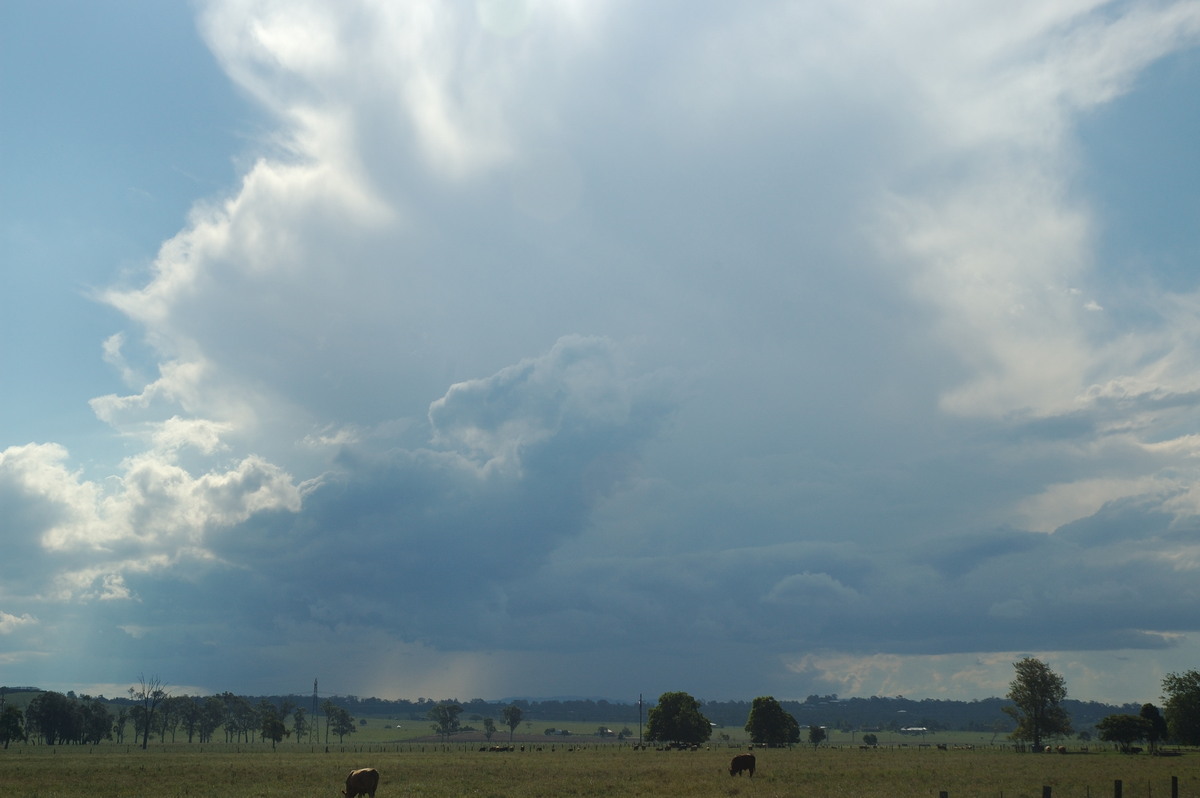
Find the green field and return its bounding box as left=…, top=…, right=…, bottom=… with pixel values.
left=1, top=743, right=1195, bottom=798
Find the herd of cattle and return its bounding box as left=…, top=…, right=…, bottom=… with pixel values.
left=339, top=751, right=760, bottom=794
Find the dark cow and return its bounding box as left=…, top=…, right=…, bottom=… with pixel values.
left=729, top=753, right=756, bottom=777
left=343, top=768, right=380, bottom=798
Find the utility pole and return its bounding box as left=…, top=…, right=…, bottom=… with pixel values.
left=313, top=679, right=318, bottom=745
left=638, top=694, right=643, bottom=748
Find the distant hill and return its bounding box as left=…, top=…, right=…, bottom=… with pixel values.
left=247, top=692, right=1140, bottom=733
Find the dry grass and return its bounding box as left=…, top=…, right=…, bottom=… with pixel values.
left=1, top=743, right=1195, bottom=798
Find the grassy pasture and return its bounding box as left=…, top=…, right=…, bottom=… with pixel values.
left=1, top=743, right=1196, bottom=798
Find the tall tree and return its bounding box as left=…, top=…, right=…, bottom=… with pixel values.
left=645, top=691, right=712, bottom=746
left=113, top=707, right=129, bottom=744
left=502, top=704, right=523, bottom=742
left=260, top=705, right=288, bottom=749
left=1003, top=657, right=1071, bottom=749
left=427, top=703, right=462, bottom=741
left=129, top=676, right=168, bottom=750
left=745, top=696, right=800, bottom=747
left=0, top=705, right=24, bottom=749
left=1139, top=704, right=1168, bottom=752
left=328, top=705, right=358, bottom=743
left=79, top=696, right=113, bottom=744
left=25, top=691, right=78, bottom=745
left=292, top=707, right=310, bottom=743
left=200, top=696, right=224, bottom=744
left=1162, top=669, right=1200, bottom=746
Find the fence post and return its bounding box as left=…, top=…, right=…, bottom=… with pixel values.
left=939, top=791, right=948, bottom=798
left=1171, top=776, right=1178, bottom=798
left=1044, top=786, right=1052, bottom=798
left=1115, top=780, right=1123, bottom=798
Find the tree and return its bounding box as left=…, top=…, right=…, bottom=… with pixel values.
left=483, top=717, right=497, bottom=741
left=1139, top=704, right=1167, bottom=752
left=327, top=705, right=357, bottom=743
left=178, top=698, right=202, bottom=744
left=0, top=706, right=25, bottom=749
left=199, top=696, right=224, bottom=744
left=1096, top=714, right=1151, bottom=752
left=25, top=691, right=78, bottom=745
left=1003, top=657, right=1071, bottom=749
left=292, top=707, right=310, bottom=744
left=1162, top=669, right=1200, bottom=746
left=261, top=707, right=288, bottom=749
left=113, top=707, right=129, bottom=744
left=502, top=704, right=523, bottom=742
left=745, top=696, right=800, bottom=747
left=808, top=724, right=827, bottom=748
left=645, top=691, right=712, bottom=745
left=428, top=703, right=462, bottom=741
left=129, top=675, right=168, bottom=750
left=861, top=732, right=878, bottom=746
left=79, top=696, right=112, bottom=744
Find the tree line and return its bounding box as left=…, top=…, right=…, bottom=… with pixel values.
left=2, top=664, right=1197, bottom=751
left=0, top=680, right=358, bottom=749
left=640, top=663, right=1200, bottom=750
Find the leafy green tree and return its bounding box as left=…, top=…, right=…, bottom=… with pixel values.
left=745, top=695, right=800, bottom=747
left=0, top=706, right=25, bottom=749
left=177, top=697, right=202, bottom=743
left=1139, top=704, right=1167, bottom=752
left=199, top=696, right=225, bottom=743
left=328, top=705, right=357, bottom=743
left=861, top=732, right=878, bottom=746
left=26, top=691, right=79, bottom=745
left=1162, top=669, right=1200, bottom=746
left=428, top=703, right=462, bottom=741
left=292, top=707, right=310, bottom=743
left=483, top=717, right=497, bottom=740
left=1096, top=714, right=1151, bottom=752
left=808, top=724, right=827, bottom=748
left=1003, top=657, right=1071, bottom=749
left=79, top=696, right=112, bottom=744
left=645, top=691, right=712, bottom=745
left=502, top=704, right=523, bottom=742
left=228, top=694, right=259, bottom=743
left=260, top=706, right=288, bottom=749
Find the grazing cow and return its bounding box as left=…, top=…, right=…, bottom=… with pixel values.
left=729, top=753, right=756, bottom=777
left=1057, top=746, right=1067, bottom=755
left=343, top=768, right=380, bottom=798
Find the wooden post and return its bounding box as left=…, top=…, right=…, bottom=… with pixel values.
left=939, top=791, right=948, bottom=798
left=1044, top=786, right=1052, bottom=798
left=1115, top=780, right=1123, bottom=798
left=1171, top=776, right=1178, bottom=798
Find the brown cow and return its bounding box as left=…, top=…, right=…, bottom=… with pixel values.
left=343, top=768, right=380, bottom=798
left=729, top=753, right=756, bottom=777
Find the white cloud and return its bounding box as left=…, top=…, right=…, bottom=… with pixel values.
left=0, top=611, right=37, bottom=635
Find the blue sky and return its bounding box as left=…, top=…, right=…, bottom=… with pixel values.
left=2, top=0, right=1199, bottom=706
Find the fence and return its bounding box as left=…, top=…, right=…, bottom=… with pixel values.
left=938, top=778, right=1183, bottom=798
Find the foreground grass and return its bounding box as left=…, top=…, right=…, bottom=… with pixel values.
left=1, top=744, right=1196, bottom=798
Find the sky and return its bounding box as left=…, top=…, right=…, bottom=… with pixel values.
left=2, top=0, right=1200, bottom=707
